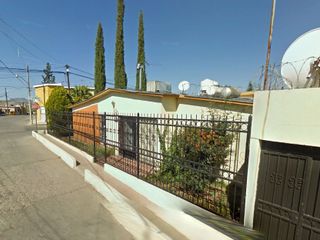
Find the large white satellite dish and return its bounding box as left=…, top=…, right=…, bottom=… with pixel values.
left=281, top=28, right=320, bottom=88
left=178, top=81, right=190, bottom=93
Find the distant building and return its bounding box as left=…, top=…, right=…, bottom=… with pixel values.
left=0, top=98, right=28, bottom=115
left=0, top=104, right=27, bottom=115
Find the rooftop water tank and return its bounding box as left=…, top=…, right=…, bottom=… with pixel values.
left=200, top=79, right=219, bottom=95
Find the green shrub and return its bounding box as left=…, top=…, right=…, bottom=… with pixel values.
left=155, top=117, right=234, bottom=194
left=45, top=87, right=72, bottom=136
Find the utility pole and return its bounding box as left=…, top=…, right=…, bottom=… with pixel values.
left=5, top=88, right=8, bottom=114
left=263, top=0, right=276, bottom=90
left=65, top=64, right=71, bottom=93
left=26, top=65, right=33, bottom=124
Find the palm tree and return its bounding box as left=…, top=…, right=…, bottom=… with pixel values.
left=71, top=86, right=93, bottom=104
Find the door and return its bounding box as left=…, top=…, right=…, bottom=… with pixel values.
left=254, top=141, right=320, bottom=240
left=118, top=116, right=137, bottom=159
left=40, top=107, right=46, bottom=123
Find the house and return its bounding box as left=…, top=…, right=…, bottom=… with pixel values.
left=65, top=88, right=254, bottom=221
left=71, top=88, right=253, bottom=171
left=70, top=88, right=253, bottom=153
left=71, top=88, right=253, bottom=115
left=0, top=105, right=25, bottom=115
left=0, top=98, right=28, bottom=115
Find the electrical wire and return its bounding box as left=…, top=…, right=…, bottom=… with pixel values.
left=0, top=59, right=27, bottom=86
left=0, top=17, right=59, bottom=63
left=0, top=29, right=43, bottom=62
left=70, top=66, right=94, bottom=76
left=0, top=85, right=28, bottom=89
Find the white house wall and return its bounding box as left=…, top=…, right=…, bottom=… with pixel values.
left=252, top=88, right=320, bottom=147
left=98, top=94, right=164, bottom=115
left=244, top=88, right=320, bottom=228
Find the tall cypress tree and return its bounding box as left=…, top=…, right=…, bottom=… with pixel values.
left=94, top=22, right=106, bottom=94
left=114, top=0, right=127, bottom=89
left=136, top=11, right=147, bottom=91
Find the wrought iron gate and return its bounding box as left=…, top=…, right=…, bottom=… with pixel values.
left=254, top=141, right=320, bottom=240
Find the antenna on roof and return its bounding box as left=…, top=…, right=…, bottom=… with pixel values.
left=178, top=81, right=190, bottom=94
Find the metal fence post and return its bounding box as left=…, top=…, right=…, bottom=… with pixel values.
left=240, top=115, right=252, bottom=224
left=67, top=112, right=71, bottom=143
left=104, top=112, right=107, bottom=163
left=35, top=110, right=38, bottom=133
left=136, top=113, right=140, bottom=178
left=93, top=111, right=96, bottom=161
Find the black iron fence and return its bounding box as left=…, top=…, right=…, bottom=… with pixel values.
left=48, top=111, right=252, bottom=223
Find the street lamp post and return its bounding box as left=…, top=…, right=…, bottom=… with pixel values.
left=137, top=63, right=144, bottom=91
left=65, top=65, right=71, bottom=93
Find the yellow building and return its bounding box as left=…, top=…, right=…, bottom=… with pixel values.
left=33, top=83, right=63, bottom=123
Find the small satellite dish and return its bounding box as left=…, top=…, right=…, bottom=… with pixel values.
left=178, top=81, right=190, bottom=93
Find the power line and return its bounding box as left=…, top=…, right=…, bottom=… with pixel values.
left=0, top=17, right=59, bottom=63
left=0, top=59, right=27, bottom=86
left=0, top=17, right=101, bottom=81
left=0, top=66, right=65, bottom=74
left=70, top=66, right=94, bottom=76
left=0, top=29, right=42, bottom=62
left=0, top=85, right=28, bottom=89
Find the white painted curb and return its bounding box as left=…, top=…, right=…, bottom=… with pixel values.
left=104, top=164, right=232, bottom=240
left=46, top=134, right=94, bottom=163
left=32, top=131, right=77, bottom=168
left=84, top=169, right=171, bottom=240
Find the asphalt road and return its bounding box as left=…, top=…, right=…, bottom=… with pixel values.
left=0, top=116, right=133, bottom=240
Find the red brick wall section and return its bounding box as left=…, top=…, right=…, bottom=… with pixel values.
left=72, top=105, right=100, bottom=144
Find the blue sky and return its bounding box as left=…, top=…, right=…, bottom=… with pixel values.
left=0, top=0, right=320, bottom=99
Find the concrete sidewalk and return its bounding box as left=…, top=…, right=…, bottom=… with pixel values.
left=36, top=130, right=262, bottom=240
left=40, top=132, right=187, bottom=240
left=0, top=116, right=133, bottom=240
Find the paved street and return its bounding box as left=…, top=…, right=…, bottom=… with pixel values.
left=0, top=116, right=133, bottom=240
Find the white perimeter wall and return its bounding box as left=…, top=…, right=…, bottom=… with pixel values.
left=244, top=88, right=320, bottom=228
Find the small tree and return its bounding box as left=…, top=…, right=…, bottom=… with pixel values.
left=246, top=81, right=254, bottom=91
left=45, top=87, right=72, bottom=136
left=135, top=11, right=147, bottom=91
left=114, top=0, right=127, bottom=89
left=94, top=22, right=106, bottom=94
left=71, top=86, right=93, bottom=104
left=42, top=63, right=55, bottom=83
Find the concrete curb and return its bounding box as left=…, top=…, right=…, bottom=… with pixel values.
left=84, top=169, right=172, bottom=240
left=32, top=131, right=77, bottom=168
left=104, top=164, right=232, bottom=240
left=46, top=134, right=94, bottom=163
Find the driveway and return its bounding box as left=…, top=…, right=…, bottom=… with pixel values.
left=0, top=116, right=133, bottom=240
